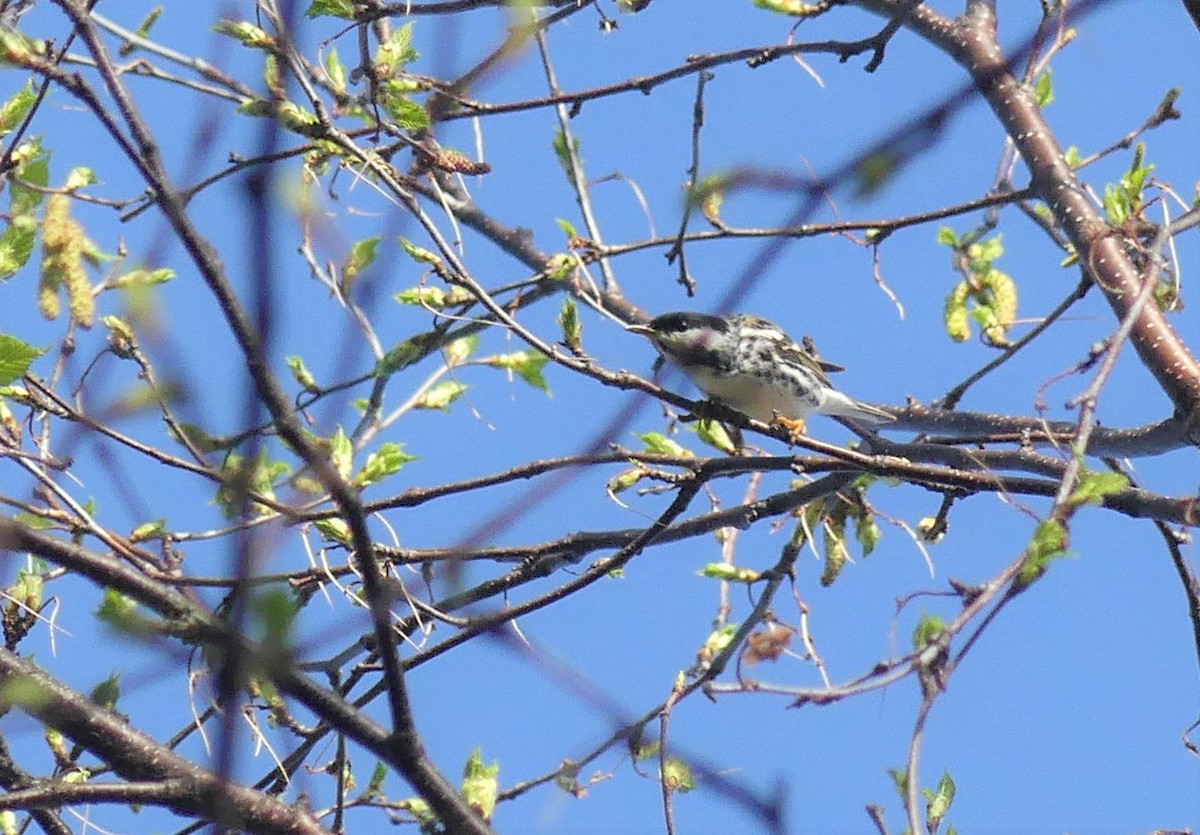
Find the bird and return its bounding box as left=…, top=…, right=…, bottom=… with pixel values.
left=626, top=311, right=893, bottom=437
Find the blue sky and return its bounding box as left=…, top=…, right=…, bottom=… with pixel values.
left=1, top=0, right=1198, bottom=832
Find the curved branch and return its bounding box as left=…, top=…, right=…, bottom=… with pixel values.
left=859, top=0, right=1200, bottom=427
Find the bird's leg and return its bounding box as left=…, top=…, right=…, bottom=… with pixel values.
left=770, top=412, right=807, bottom=445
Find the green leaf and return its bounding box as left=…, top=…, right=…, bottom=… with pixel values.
left=395, top=286, right=447, bottom=307
left=969, top=303, right=997, bottom=330
left=966, top=233, right=1004, bottom=269
left=444, top=335, right=478, bottom=365
left=555, top=218, right=578, bottom=239
left=544, top=252, right=579, bottom=281
left=112, top=267, right=175, bottom=287
left=215, top=450, right=291, bottom=518
left=936, top=226, right=960, bottom=248
left=89, top=672, right=121, bottom=711
left=305, top=0, right=356, bottom=19
left=701, top=623, right=737, bottom=659
left=0, top=334, right=44, bottom=385
left=752, top=0, right=832, bottom=14
left=636, top=432, right=692, bottom=457
left=397, top=237, right=442, bottom=267
left=128, top=519, right=167, bottom=542
left=854, top=150, right=897, bottom=197
left=1064, top=146, right=1082, bottom=168
left=697, top=563, right=762, bottom=583
left=1103, top=143, right=1156, bottom=225
left=398, top=797, right=436, bottom=825
left=558, top=296, right=582, bottom=351
left=263, top=54, right=280, bottom=94
left=9, top=511, right=51, bottom=530
left=0, top=29, right=44, bottom=68
left=236, top=98, right=274, bottom=118
left=10, top=146, right=48, bottom=216
left=100, top=315, right=137, bottom=357
left=286, top=355, right=320, bottom=394
left=64, top=167, right=96, bottom=190
left=1068, top=470, right=1129, bottom=508
left=10, top=569, right=43, bottom=610
left=694, top=418, right=737, bottom=454
left=634, top=740, right=661, bottom=762
left=490, top=350, right=551, bottom=393
left=381, top=91, right=429, bottom=131
left=661, top=756, right=696, bottom=793
left=375, top=22, right=418, bottom=76
left=0, top=143, right=48, bottom=280
left=376, top=333, right=433, bottom=376
left=552, top=129, right=580, bottom=175
left=252, top=587, right=299, bottom=647
left=366, top=760, right=388, bottom=796
left=1034, top=69, right=1054, bottom=108
left=917, top=516, right=946, bottom=543
left=414, top=380, right=467, bottom=410
left=314, top=517, right=353, bottom=547
left=924, top=769, right=956, bottom=827
left=0, top=79, right=36, bottom=137
left=0, top=215, right=37, bottom=279
left=274, top=101, right=322, bottom=136
left=1017, top=519, right=1068, bottom=587
left=170, top=422, right=230, bottom=453
left=330, top=426, right=354, bottom=481
left=343, top=236, right=381, bottom=285
left=1103, top=182, right=1130, bottom=226
left=606, top=467, right=644, bottom=495
left=212, top=20, right=274, bottom=48
left=354, top=442, right=417, bottom=487
left=393, top=285, right=472, bottom=309
left=461, top=748, right=499, bottom=822
left=912, top=613, right=946, bottom=651
left=133, top=7, right=164, bottom=40
left=324, top=47, right=347, bottom=92
left=97, top=588, right=140, bottom=627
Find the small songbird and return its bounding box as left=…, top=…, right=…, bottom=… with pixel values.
left=627, top=311, right=893, bottom=435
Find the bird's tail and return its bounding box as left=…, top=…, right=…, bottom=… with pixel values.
left=823, top=391, right=894, bottom=425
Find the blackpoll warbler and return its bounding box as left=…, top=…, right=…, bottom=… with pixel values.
left=627, top=311, right=893, bottom=434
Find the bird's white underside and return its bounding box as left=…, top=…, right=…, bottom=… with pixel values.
left=686, top=364, right=828, bottom=423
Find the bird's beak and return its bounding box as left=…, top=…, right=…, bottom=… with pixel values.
left=625, top=323, right=656, bottom=337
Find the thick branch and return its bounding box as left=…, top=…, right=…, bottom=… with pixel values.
left=0, top=517, right=492, bottom=835
left=0, top=650, right=327, bottom=834
left=859, top=0, right=1200, bottom=425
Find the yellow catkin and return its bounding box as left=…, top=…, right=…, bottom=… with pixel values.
left=983, top=270, right=1018, bottom=347
left=943, top=280, right=972, bottom=342
left=37, top=275, right=60, bottom=320
left=39, top=195, right=93, bottom=328
left=988, top=269, right=1018, bottom=326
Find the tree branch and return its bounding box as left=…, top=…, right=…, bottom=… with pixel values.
left=0, top=649, right=328, bottom=834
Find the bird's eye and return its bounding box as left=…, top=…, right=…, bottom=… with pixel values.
left=650, top=312, right=724, bottom=334
left=649, top=313, right=692, bottom=334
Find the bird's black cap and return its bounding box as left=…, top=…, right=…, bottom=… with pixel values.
left=647, top=311, right=729, bottom=334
